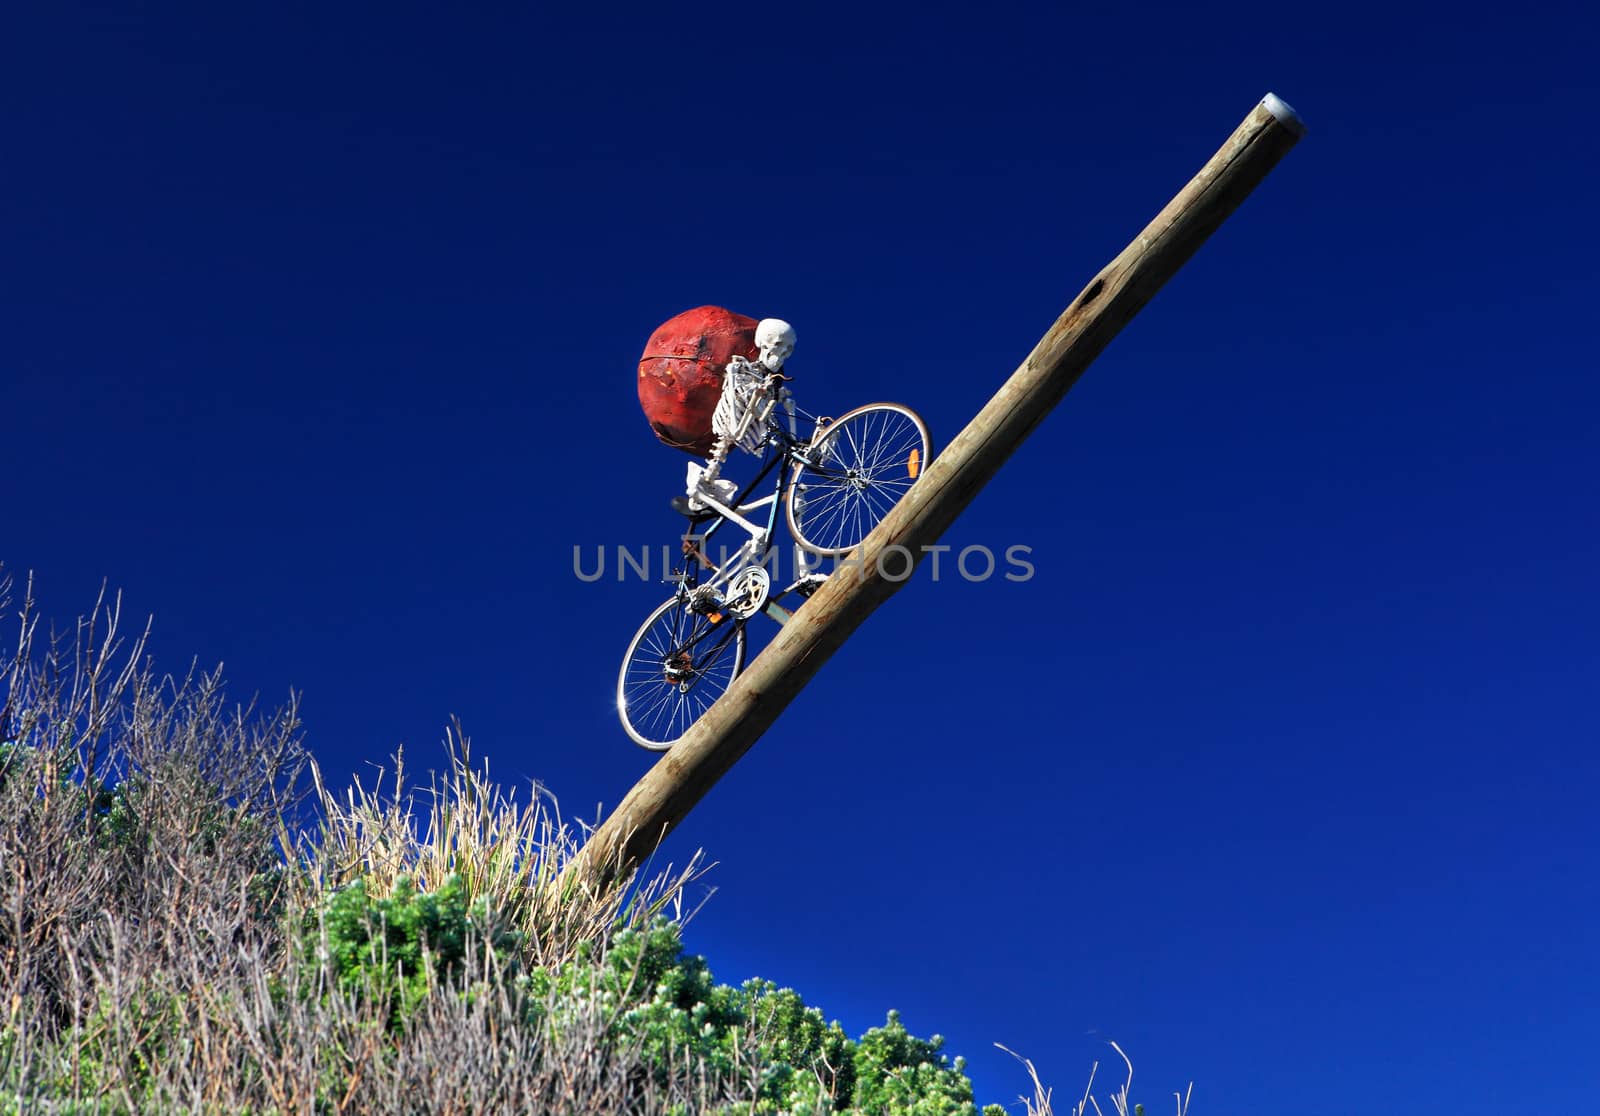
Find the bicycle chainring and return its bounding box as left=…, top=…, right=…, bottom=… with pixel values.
left=723, top=567, right=771, bottom=620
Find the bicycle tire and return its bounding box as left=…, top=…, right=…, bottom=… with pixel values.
left=617, top=595, right=748, bottom=751
left=786, top=402, right=932, bottom=557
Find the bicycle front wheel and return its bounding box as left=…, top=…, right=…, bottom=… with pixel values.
left=617, top=596, right=747, bottom=751
left=786, top=402, right=932, bottom=557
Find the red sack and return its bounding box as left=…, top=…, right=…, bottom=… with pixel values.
left=637, top=306, right=759, bottom=457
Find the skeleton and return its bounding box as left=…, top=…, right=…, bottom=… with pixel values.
left=681, top=318, right=797, bottom=515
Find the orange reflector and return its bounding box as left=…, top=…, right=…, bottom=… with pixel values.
left=708, top=612, right=723, bottom=623
left=908, top=448, right=921, bottom=479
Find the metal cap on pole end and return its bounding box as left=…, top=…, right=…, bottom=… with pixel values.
left=1260, top=93, right=1307, bottom=136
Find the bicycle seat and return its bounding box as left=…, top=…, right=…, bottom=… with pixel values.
left=669, top=495, right=714, bottom=521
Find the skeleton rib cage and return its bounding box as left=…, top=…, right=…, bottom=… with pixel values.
left=712, top=358, right=783, bottom=457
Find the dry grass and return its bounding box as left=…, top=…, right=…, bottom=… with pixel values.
left=1, top=571, right=1191, bottom=1114
left=301, top=721, right=707, bottom=973
left=0, top=573, right=743, bottom=1113
left=996, top=1041, right=1192, bottom=1116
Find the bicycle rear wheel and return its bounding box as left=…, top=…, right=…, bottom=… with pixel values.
left=786, top=402, right=932, bottom=557
left=617, top=595, right=747, bottom=751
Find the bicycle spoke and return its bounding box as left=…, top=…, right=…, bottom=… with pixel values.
left=618, top=598, right=746, bottom=750
left=788, top=404, right=931, bottom=557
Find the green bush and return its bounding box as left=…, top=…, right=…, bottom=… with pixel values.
left=301, top=885, right=1015, bottom=1113
left=307, top=873, right=519, bottom=1028
left=525, top=918, right=1002, bottom=1116
left=78, top=980, right=184, bottom=1097
left=853, top=1011, right=1003, bottom=1116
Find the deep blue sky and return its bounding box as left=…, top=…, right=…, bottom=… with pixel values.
left=5, top=2, right=1597, bottom=1111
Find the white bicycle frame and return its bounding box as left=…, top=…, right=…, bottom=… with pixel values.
left=679, top=374, right=827, bottom=608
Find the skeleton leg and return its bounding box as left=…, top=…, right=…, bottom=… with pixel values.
left=685, top=433, right=738, bottom=512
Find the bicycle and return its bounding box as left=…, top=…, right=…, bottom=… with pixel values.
left=617, top=361, right=931, bottom=750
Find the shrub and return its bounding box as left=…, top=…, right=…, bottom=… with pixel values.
left=3, top=572, right=1112, bottom=1114
left=308, top=873, right=520, bottom=1029
left=528, top=917, right=1002, bottom=1115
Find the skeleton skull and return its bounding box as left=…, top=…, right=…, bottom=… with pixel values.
left=754, top=318, right=797, bottom=372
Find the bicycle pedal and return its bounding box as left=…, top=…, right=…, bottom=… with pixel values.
left=796, top=573, right=830, bottom=597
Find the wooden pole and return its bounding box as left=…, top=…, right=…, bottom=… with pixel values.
left=567, top=93, right=1306, bottom=892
